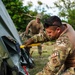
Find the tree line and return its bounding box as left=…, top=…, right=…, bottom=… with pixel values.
left=2, top=0, right=75, bottom=32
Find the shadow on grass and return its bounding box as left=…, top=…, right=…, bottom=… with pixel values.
left=29, top=45, right=53, bottom=75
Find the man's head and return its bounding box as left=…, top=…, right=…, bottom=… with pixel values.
left=44, top=16, right=63, bottom=40
left=36, top=14, right=42, bottom=23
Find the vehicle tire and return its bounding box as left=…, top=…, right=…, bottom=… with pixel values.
left=1, top=61, right=7, bottom=75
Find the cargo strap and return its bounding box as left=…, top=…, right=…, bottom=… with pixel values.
left=20, top=43, right=41, bottom=48
left=22, top=66, right=29, bottom=75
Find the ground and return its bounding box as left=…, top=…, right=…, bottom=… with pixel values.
left=28, top=42, right=54, bottom=75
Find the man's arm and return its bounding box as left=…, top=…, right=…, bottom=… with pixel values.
left=25, top=20, right=32, bottom=34
left=36, top=35, right=72, bottom=75
left=39, top=23, right=44, bottom=33
left=21, top=32, right=48, bottom=48
left=23, top=38, right=34, bottom=47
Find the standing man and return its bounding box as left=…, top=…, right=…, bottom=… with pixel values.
left=25, top=14, right=44, bottom=57
left=23, top=16, right=75, bottom=75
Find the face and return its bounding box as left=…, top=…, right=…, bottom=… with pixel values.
left=36, top=18, right=40, bottom=23
left=45, top=26, right=60, bottom=40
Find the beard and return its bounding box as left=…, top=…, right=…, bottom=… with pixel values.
left=47, top=36, right=57, bottom=41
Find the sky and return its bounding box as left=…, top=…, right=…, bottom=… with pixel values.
left=23, top=0, right=58, bottom=16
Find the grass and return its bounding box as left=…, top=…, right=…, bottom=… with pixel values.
left=28, top=43, right=53, bottom=75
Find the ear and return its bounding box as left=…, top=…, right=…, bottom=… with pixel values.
left=56, top=27, right=61, bottom=33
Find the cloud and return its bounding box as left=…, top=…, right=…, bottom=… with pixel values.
left=23, top=0, right=58, bottom=15
left=23, top=0, right=56, bottom=6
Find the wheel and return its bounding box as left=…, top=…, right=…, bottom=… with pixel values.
left=1, top=61, right=7, bottom=75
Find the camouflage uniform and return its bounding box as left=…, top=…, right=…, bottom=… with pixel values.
left=26, top=19, right=44, bottom=56
left=31, top=23, right=75, bottom=75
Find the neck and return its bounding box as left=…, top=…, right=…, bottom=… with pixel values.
left=60, top=25, right=66, bottom=34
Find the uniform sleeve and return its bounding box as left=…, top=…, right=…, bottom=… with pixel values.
left=26, top=20, right=33, bottom=28
left=39, top=23, right=44, bottom=33
left=31, top=32, right=48, bottom=43
left=42, top=35, right=72, bottom=74
left=41, top=23, right=44, bottom=30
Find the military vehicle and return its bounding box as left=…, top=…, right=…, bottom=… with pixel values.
left=0, top=1, right=34, bottom=75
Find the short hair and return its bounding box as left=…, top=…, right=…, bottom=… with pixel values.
left=44, top=16, right=62, bottom=28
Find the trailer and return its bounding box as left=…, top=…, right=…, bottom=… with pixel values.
left=0, top=1, right=34, bottom=75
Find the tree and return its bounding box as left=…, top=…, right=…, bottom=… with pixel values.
left=2, top=0, right=33, bottom=31
left=68, top=9, right=75, bottom=28
left=2, top=0, right=51, bottom=31
left=54, top=0, right=75, bottom=29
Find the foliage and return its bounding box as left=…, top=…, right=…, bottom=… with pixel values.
left=42, top=14, right=51, bottom=23
left=68, top=9, right=75, bottom=28
left=2, top=0, right=33, bottom=31
left=37, top=1, right=43, bottom=5
left=54, top=0, right=75, bottom=29
left=2, top=0, right=51, bottom=31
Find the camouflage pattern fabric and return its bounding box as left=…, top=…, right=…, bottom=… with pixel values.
left=23, top=19, right=44, bottom=55
left=61, top=67, right=75, bottom=75
left=31, top=33, right=75, bottom=75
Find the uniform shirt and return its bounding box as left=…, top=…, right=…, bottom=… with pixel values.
left=31, top=23, right=75, bottom=75
left=27, top=20, right=44, bottom=35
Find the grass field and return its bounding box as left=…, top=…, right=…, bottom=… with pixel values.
left=28, top=43, right=53, bottom=75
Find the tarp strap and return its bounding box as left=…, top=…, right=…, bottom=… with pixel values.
left=22, top=66, right=29, bottom=75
